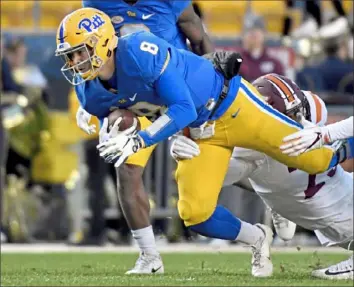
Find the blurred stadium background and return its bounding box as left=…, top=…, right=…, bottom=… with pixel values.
left=1, top=0, right=353, bottom=251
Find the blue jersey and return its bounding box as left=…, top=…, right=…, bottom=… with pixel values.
left=82, top=0, right=190, bottom=49
left=76, top=32, right=241, bottom=147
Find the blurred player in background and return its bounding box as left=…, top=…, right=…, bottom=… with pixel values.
left=76, top=0, right=213, bottom=274
left=171, top=74, right=353, bottom=280
left=284, top=0, right=353, bottom=39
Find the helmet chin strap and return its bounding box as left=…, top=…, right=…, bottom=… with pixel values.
left=295, top=112, right=305, bottom=122
left=286, top=94, right=310, bottom=123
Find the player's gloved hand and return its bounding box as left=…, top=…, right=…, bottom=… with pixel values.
left=98, top=117, right=122, bottom=144
left=170, top=135, right=200, bottom=161
left=189, top=121, right=215, bottom=140
left=76, top=106, right=96, bottom=135
left=280, top=114, right=331, bottom=156
left=97, top=118, right=144, bottom=167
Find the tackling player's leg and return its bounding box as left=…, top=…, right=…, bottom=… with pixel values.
left=271, top=210, right=297, bottom=242
left=176, top=144, right=273, bottom=277
left=311, top=172, right=353, bottom=280
left=312, top=234, right=353, bottom=280
left=118, top=117, right=163, bottom=275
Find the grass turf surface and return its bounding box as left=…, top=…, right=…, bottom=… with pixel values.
left=1, top=252, right=353, bottom=286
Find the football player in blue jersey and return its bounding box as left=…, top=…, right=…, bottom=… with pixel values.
left=73, top=0, right=213, bottom=274
left=56, top=8, right=354, bottom=276
left=82, top=0, right=213, bottom=53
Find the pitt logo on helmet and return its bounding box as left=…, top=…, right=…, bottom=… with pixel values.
left=55, top=8, right=118, bottom=86
left=78, top=14, right=105, bottom=33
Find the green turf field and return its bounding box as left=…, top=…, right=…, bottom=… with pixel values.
left=1, top=252, right=352, bottom=286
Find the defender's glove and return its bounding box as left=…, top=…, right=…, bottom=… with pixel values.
left=76, top=106, right=96, bottom=135
left=280, top=114, right=331, bottom=156
left=170, top=135, right=200, bottom=160
left=97, top=118, right=144, bottom=167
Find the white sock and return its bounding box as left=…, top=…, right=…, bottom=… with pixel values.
left=235, top=221, right=264, bottom=246
left=131, top=225, right=159, bottom=255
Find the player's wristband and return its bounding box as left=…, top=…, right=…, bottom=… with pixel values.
left=339, top=138, right=354, bottom=163
left=133, top=134, right=145, bottom=151
left=329, top=138, right=354, bottom=169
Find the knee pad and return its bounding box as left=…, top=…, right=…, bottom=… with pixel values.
left=177, top=199, right=215, bottom=227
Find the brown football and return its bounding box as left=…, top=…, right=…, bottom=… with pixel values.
left=107, top=109, right=140, bottom=132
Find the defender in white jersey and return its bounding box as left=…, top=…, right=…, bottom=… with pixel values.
left=171, top=74, right=353, bottom=280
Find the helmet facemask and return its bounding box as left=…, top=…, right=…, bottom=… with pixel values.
left=56, top=35, right=103, bottom=85
left=284, top=92, right=310, bottom=122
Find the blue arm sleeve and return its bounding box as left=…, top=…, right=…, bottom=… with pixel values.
left=137, top=61, right=197, bottom=147
left=328, top=137, right=354, bottom=169
left=349, top=137, right=354, bottom=157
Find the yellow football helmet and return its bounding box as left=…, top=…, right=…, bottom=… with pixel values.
left=55, top=8, right=118, bottom=85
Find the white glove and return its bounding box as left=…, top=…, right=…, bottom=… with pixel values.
left=280, top=114, right=331, bottom=156
left=170, top=135, right=200, bottom=160
left=97, top=118, right=143, bottom=167
left=76, top=106, right=96, bottom=135
left=98, top=117, right=122, bottom=144
left=189, top=121, right=215, bottom=140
